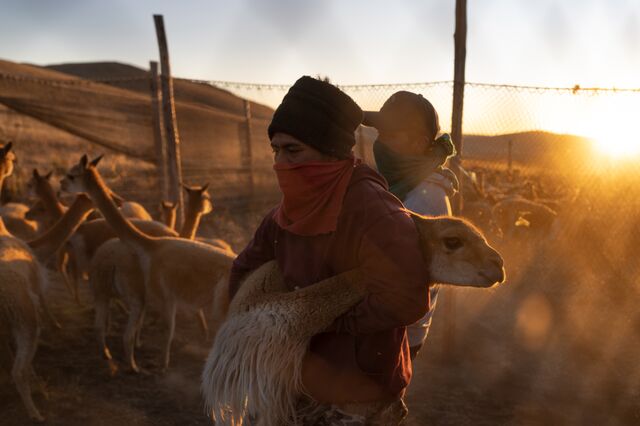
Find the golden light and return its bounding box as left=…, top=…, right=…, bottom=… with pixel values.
left=585, top=94, right=640, bottom=159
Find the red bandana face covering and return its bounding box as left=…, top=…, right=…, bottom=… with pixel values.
left=273, top=158, right=359, bottom=236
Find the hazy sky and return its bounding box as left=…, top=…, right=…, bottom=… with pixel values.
left=1, top=0, right=639, bottom=88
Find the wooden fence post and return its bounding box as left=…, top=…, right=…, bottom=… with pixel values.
left=444, top=0, right=468, bottom=361
left=508, top=139, right=513, bottom=176
left=153, top=14, right=184, bottom=225
left=240, top=99, right=255, bottom=200
left=149, top=61, right=169, bottom=202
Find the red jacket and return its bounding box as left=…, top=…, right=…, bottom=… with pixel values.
left=229, top=164, right=430, bottom=396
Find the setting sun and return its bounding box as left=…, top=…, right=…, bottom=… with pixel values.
left=591, top=133, right=640, bottom=159
left=585, top=93, right=640, bottom=159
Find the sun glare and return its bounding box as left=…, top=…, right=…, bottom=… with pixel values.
left=586, top=94, right=640, bottom=159
left=591, top=133, right=640, bottom=159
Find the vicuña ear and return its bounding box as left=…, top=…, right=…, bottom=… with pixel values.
left=181, top=182, right=194, bottom=193
left=201, top=183, right=210, bottom=192
left=90, top=154, right=103, bottom=167
left=45, top=171, right=53, bottom=180
left=33, top=169, right=40, bottom=178
left=3, top=141, right=13, bottom=153
left=80, top=155, right=88, bottom=168
left=410, top=212, right=436, bottom=236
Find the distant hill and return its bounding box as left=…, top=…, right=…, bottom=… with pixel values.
left=356, top=127, right=593, bottom=173
left=0, top=59, right=275, bottom=161
left=463, top=131, right=593, bottom=172
left=46, top=62, right=274, bottom=121
left=0, top=59, right=278, bottom=205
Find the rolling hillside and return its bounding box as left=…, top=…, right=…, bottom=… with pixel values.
left=0, top=59, right=277, bottom=206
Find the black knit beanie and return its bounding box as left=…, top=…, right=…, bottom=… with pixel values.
left=268, top=76, right=363, bottom=159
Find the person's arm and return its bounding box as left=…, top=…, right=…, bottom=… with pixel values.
left=333, top=210, right=430, bottom=335
left=228, top=212, right=277, bottom=300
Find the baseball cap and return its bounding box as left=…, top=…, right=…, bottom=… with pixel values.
left=363, top=91, right=440, bottom=138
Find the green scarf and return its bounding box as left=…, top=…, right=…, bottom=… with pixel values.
left=373, top=134, right=457, bottom=200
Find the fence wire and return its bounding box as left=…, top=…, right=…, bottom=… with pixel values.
left=1, top=69, right=639, bottom=219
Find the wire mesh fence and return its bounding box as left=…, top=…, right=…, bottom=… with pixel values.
left=1, top=66, right=639, bottom=225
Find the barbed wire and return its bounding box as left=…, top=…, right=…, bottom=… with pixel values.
left=2, top=71, right=639, bottom=93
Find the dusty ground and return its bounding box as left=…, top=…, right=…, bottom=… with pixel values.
left=2, top=190, right=640, bottom=426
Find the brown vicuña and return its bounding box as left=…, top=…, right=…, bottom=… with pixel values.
left=90, top=182, right=218, bottom=372
left=160, top=200, right=178, bottom=230
left=27, top=169, right=83, bottom=304
left=119, top=200, right=153, bottom=221
left=492, top=196, right=558, bottom=239
left=202, top=214, right=505, bottom=426
left=62, top=155, right=234, bottom=370
left=179, top=183, right=235, bottom=254
left=0, top=193, right=94, bottom=422
left=0, top=143, right=40, bottom=240
left=29, top=168, right=168, bottom=287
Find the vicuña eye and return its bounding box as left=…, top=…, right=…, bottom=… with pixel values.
left=443, top=237, right=463, bottom=250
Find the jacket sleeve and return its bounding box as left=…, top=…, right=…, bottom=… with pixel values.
left=333, top=210, right=430, bottom=335
left=228, top=212, right=277, bottom=299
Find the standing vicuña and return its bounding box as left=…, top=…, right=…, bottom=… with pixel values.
left=90, top=182, right=218, bottom=372
left=0, top=194, right=94, bottom=422
left=202, top=214, right=505, bottom=426
left=61, top=155, right=234, bottom=370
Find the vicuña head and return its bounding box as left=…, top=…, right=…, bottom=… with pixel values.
left=411, top=213, right=505, bottom=287
left=0, top=141, right=16, bottom=181
left=183, top=182, right=213, bottom=216
left=27, top=169, right=53, bottom=198
left=60, top=154, right=103, bottom=194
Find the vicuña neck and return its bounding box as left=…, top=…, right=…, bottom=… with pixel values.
left=37, top=179, right=66, bottom=220
left=28, top=194, right=94, bottom=260
left=0, top=217, right=9, bottom=236
left=163, top=208, right=177, bottom=230
left=179, top=205, right=202, bottom=240
left=0, top=176, right=6, bottom=199
left=85, top=167, right=157, bottom=252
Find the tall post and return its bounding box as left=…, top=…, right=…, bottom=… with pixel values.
left=507, top=139, right=513, bottom=175
left=444, top=0, right=468, bottom=361
left=154, top=14, right=184, bottom=226
left=240, top=99, right=255, bottom=199
left=451, top=0, right=467, bottom=213
left=149, top=61, right=169, bottom=202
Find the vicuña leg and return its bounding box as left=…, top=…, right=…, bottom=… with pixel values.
left=12, top=321, right=44, bottom=422
left=123, top=299, right=145, bottom=373
left=161, top=298, right=177, bottom=371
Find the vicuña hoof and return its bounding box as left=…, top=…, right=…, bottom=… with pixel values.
left=29, top=411, right=45, bottom=423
